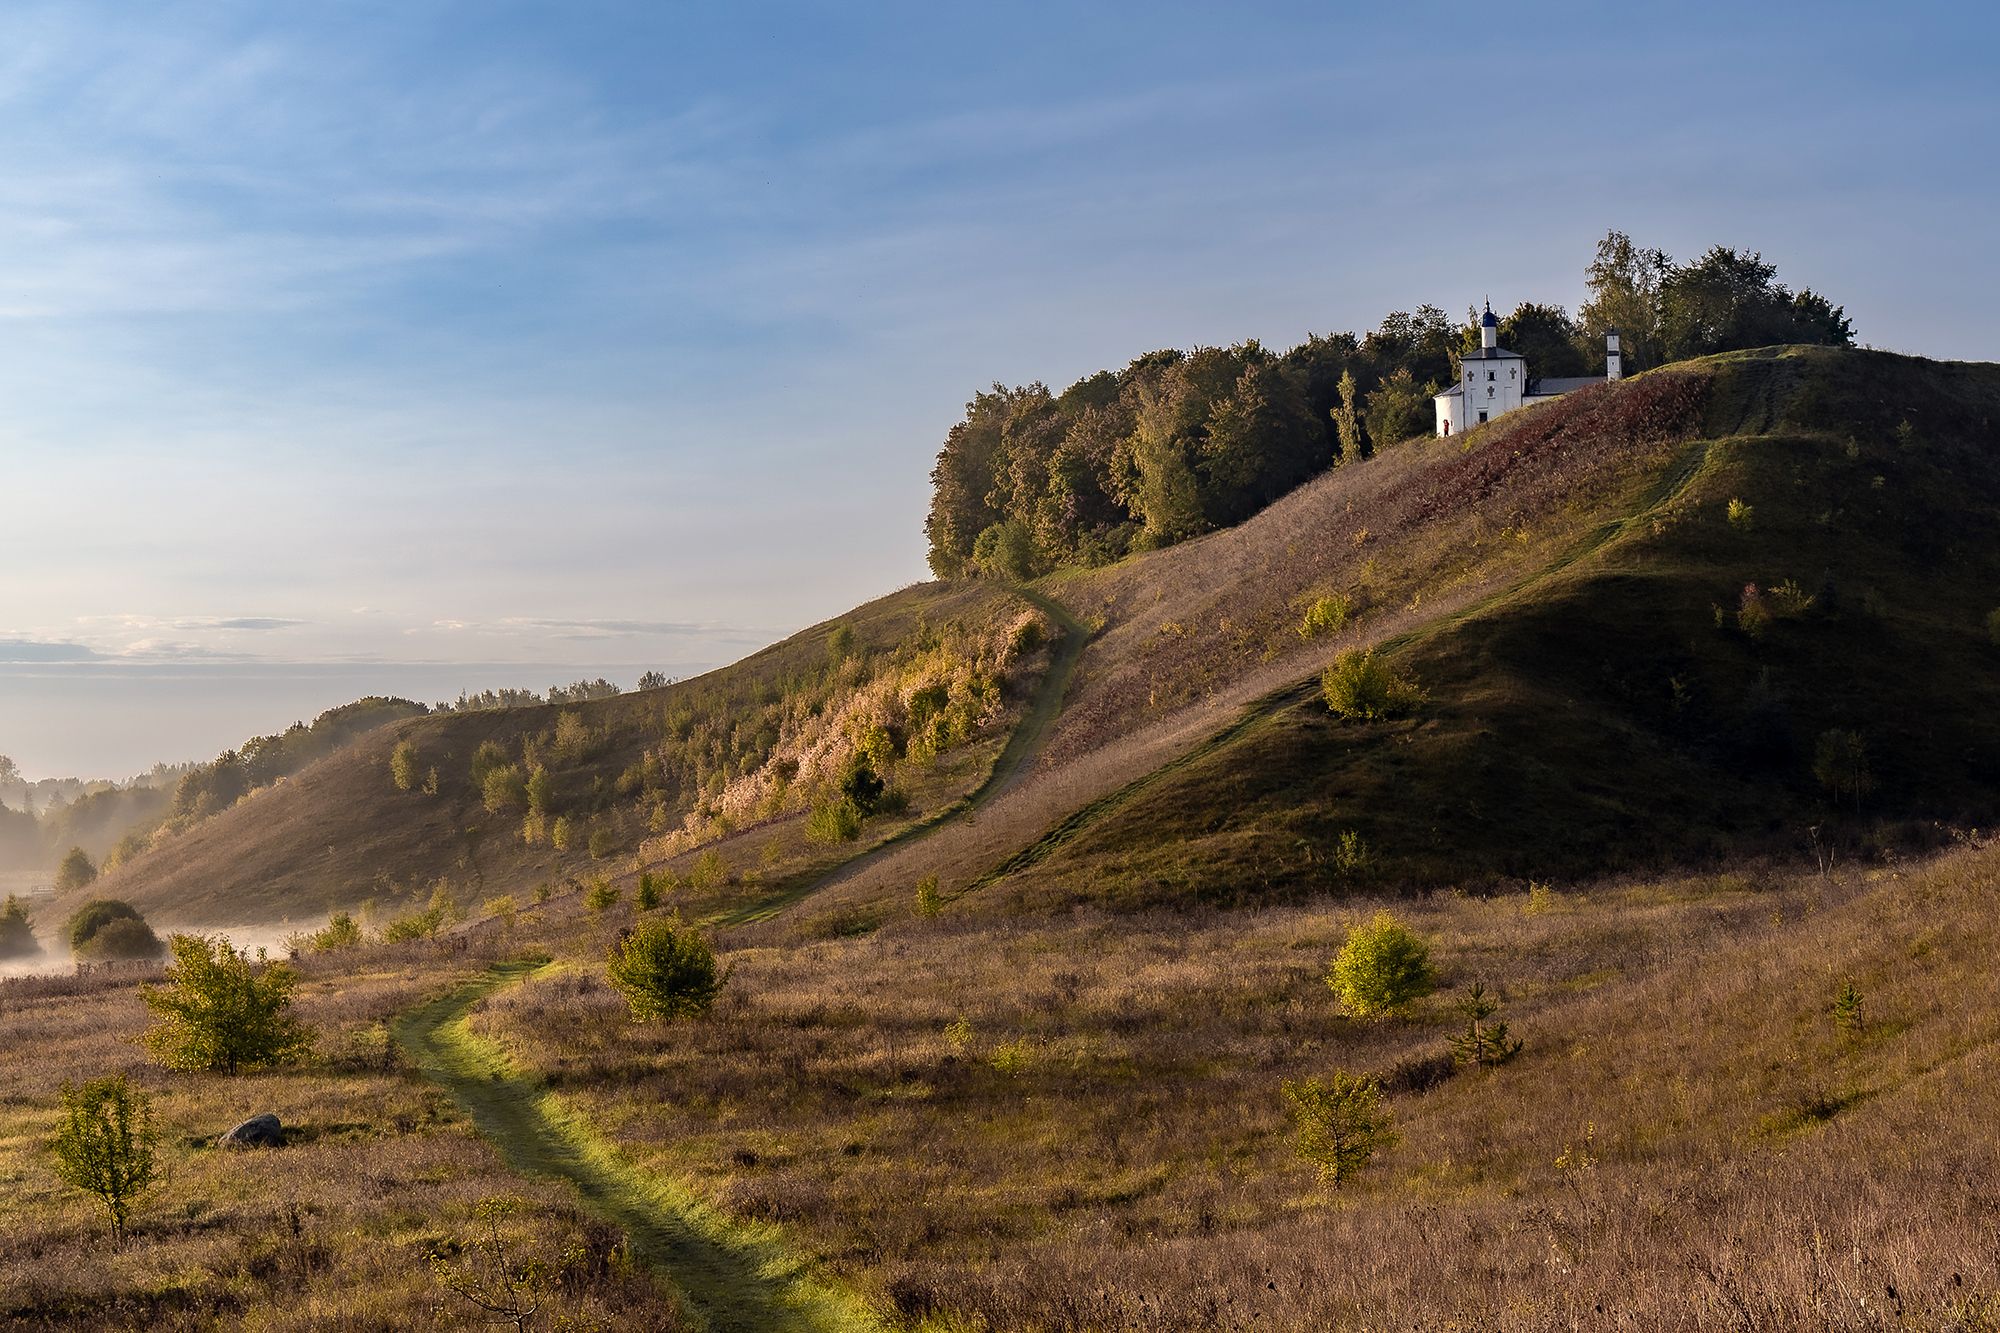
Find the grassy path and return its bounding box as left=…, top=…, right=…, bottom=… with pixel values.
left=714, top=583, right=1091, bottom=924
left=393, top=958, right=882, bottom=1333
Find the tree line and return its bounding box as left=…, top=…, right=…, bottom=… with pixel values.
left=925, top=230, right=1853, bottom=577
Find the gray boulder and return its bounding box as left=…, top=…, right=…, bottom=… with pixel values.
left=219, top=1113, right=284, bottom=1149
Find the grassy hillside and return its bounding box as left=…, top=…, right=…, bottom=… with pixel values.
left=983, top=347, right=2000, bottom=907
left=84, top=579, right=1054, bottom=927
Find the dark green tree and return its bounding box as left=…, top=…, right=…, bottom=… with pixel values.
left=54, top=845, right=98, bottom=893
left=1578, top=230, right=1670, bottom=370
left=0, top=893, right=39, bottom=958
left=606, top=917, right=724, bottom=1021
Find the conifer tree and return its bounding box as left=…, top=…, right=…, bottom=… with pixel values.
left=1448, top=982, right=1523, bottom=1069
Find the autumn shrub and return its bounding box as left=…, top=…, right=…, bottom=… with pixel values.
left=1321, top=650, right=1425, bottom=721
left=914, top=875, right=943, bottom=919
left=688, top=849, right=728, bottom=890
left=585, top=878, right=621, bottom=915
left=806, top=798, right=864, bottom=845
left=606, top=917, right=723, bottom=1021
left=1327, top=911, right=1436, bottom=1016
left=142, top=934, right=313, bottom=1073
left=389, top=739, right=420, bottom=791
left=587, top=826, right=616, bottom=860
left=1298, top=593, right=1353, bottom=640
left=306, top=912, right=363, bottom=953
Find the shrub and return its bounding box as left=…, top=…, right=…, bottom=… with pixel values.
left=914, top=874, right=943, bottom=919
left=482, top=764, right=527, bottom=815
left=85, top=917, right=166, bottom=961
left=1010, top=617, right=1046, bottom=656
left=469, top=740, right=510, bottom=786
left=587, top=826, right=616, bottom=860
left=635, top=873, right=663, bottom=911
left=1327, top=911, right=1436, bottom=1017
left=524, top=764, right=553, bottom=815
left=606, top=918, right=723, bottom=1021
left=1448, top=982, right=1523, bottom=1069
left=688, top=849, right=728, bottom=890
left=482, top=895, right=518, bottom=929
left=389, top=739, right=420, bottom=791
left=1282, top=1071, right=1396, bottom=1190
left=1986, top=608, right=2000, bottom=646
left=422, top=766, right=439, bottom=796
left=989, top=1037, right=1036, bottom=1076
left=1331, top=830, right=1371, bottom=878
left=806, top=798, right=864, bottom=845
left=1831, top=979, right=1865, bottom=1035
left=1321, top=650, right=1424, bottom=721
left=0, top=894, right=40, bottom=958
left=142, top=934, right=313, bottom=1073
left=66, top=900, right=160, bottom=959
left=54, top=846, right=98, bottom=893
left=307, top=912, right=363, bottom=953
left=1726, top=497, right=1753, bottom=529
left=51, top=1074, right=157, bottom=1243
left=1298, top=593, right=1353, bottom=641
left=1812, top=729, right=1872, bottom=810
left=550, top=815, right=575, bottom=853
left=1736, top=583, right=1772, bottom=638
left=943, top=1016, right=974, bottom=1056
left=585, top=878, right=621, bottom=914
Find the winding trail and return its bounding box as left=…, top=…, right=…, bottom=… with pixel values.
left=390, top=586, right=1089, bottom=1329
left=393, top=958, right=882, bottom=1333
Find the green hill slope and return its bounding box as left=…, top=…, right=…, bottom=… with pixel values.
left=988, top=347, right=2000, bottom=905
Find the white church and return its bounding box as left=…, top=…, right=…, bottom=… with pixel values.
left=1434, top=302, right=1622, bottom=436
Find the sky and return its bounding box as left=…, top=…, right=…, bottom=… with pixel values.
left=1, top=0, right=1994, bottom=779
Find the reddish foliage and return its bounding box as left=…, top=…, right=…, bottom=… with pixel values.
left=1413, top=372, right=1711, bottom=524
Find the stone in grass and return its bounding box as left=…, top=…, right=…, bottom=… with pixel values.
left=219, top=1113, right=285, bottom=1149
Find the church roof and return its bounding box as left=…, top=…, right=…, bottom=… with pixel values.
left=1464, top=346, right=1525, bottom=361
left=1526, top=375, right=1607, bottom=397
left=1434, top=384, right=1464, bottom=399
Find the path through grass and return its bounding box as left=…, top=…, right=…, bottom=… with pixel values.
left=393, top=958, right=882, bottom=1333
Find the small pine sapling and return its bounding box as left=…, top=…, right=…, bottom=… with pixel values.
left=1449, top=982, right=1523, bottom=1070
left=914, top=874, right=943, bottom=919
left=1831, top=979, right=1865, bottom=1035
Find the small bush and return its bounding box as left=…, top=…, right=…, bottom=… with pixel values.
left=389, top=740, right=420, bottom=791
left=806, top=798, right=864, bottom=845
left=1522, top=881, right=1557, bottom=916
left=989, top=1037, right=1036, bottom=1076
left=914, top=874, right=943, bottom=919
left=1327, top=911, right=1436, bottom=1017
left=67, top=900, right=160, bottom=959
left=1737, top=583, right=1772, bottom=638
left=482, top=764, right=527, bottom=815
left=1298, top=593, right=1353, bottom=641
left=943, top=1016, right=974, bottom=1056
left=606, top=917, right=723, bottom=1021
left=1282, top=1071, right=1396, bottom=1190
left=585, top=879, right=621, bottom=915
left=551, top=815, right=575, bottom=853
left=52, top=1074, right=157, bottom=1243
left=54, top=846, right=98, bottom=893
left=482, top=895, right=518, bottom=928
left=1726, top=497, right=1754, bottom=529
left=1321, top=650, right=1424, bottom=721
left=142, top=934, right=313, bottom=1073
left=688, top=849, right=728, bottom=890
left=635, top=873, right=663, bottom=911
left=1831, top=979, right=1865, bottom=1035
left=306, top=912, right=363, bottom=953
left=1331, top=830, right=1371, bottom=878
left=0, top=894, right=41, bottom=958
left=587, top=826, right=616, bottom=860
left=1985, top=607, right=2000, bottom=646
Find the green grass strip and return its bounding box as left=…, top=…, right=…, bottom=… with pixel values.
left=393, top=958, right=883, bottom=1333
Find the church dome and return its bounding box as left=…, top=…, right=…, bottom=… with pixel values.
left=1480, top=301, right=1497, bottom=328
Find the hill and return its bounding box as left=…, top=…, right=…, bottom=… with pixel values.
left=77, top=579, right=1055, bottom=926
left=82, top=346, right=2000, bottom=933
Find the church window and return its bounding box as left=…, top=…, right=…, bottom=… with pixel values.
left=1487, top=371, right=1494, bottom=381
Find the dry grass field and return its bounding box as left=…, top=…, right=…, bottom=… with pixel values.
left=0, top=938, right=686, bottom=1331
left=463, top=835, right=2000, bottom=1330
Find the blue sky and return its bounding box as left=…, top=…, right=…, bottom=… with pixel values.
left=1, top=0, right=1994, bottom=777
